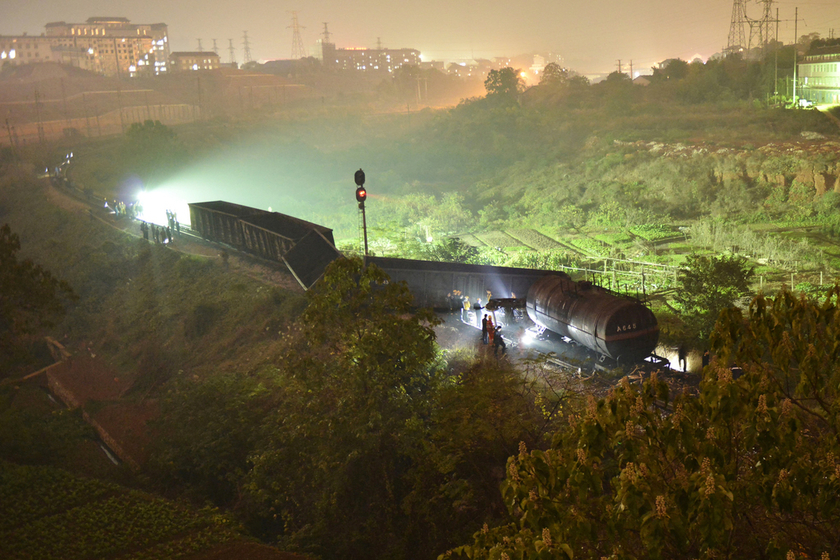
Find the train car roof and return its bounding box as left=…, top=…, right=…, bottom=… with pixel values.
left=239, top=212, right=333, bottom=242
left=366, top=256, right=563, bottom=278
left=189, top=201, right=270, bottom=218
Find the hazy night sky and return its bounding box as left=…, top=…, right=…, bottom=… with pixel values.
left=3, top=0, right=840, bottom=74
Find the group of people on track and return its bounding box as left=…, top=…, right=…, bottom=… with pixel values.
left=481, top=313, right=506, bottom=357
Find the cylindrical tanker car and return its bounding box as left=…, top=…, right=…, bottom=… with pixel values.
left=525, top=273, right=659, bottom=363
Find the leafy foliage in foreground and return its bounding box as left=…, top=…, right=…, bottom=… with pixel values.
left=447, top=288, right=840, bottom=560
left=0, top=461, right=243, bottom=560
left=152, top=258, right=568, bottom=560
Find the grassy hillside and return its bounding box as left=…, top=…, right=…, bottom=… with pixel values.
left=0, top=166, right=306, bottom=385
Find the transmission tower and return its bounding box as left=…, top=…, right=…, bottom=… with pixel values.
left=376, top=37, right=383, bottom=50
left=289, top=11, right=307, bottom=59
left=728, top=0, right=776, bottom=54
left=727, top=0, right=747, bottom=52
left=212, top=39, right=218, bottom=54
left=197, top=38, right=203, bottom=52
left=242, top=31, right=252, bottom=63
left=322, top=22, right=332, bottom=43
left=228, top=39, right=237, bottom=65
left=746, top=0, right=775, bottom=53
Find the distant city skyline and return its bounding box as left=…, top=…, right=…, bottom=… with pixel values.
left=2, top=0, right=840, bottom=74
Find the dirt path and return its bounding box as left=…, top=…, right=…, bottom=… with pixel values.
left=46, top=180, right=304, bottom=293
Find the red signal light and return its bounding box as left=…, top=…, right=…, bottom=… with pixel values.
left=356, top=186, right=367, bottom=203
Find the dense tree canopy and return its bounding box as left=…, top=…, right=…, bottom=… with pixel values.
left=539, top=63, right=569, bottom=87
left=447, top=288, right=840, bottom=560
left=0, top=224, right=75, bottom=369
left=484, top=67, right=525, bottom=101
left=675, top=254, right=754, bottom=340
left=123, top=120, right=185, bottom=184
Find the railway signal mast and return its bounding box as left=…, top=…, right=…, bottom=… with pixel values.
left=355, top=168, right=368, bottom=257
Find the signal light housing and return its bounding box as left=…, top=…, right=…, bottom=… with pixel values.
left=356, top=186, right=367, bottom=203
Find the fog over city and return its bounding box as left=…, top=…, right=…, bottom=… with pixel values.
left=4, top=0, right=840, bottom=73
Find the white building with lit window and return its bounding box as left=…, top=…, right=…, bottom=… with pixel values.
left=0, top=34, right=57, bottom=66
left=799, top=46, right=840, bottom=105
left=0, top=17, right=169, bottom=77
left=169, top=51, right=221, bottom=72
left=315, top=43, right=419, bottom=72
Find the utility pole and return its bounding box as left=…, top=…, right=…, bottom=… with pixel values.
left=5, top=118, right=16, bottom=163
left=196, top=76, right=202, bottom=121
left=289, top=12, right=306, bottom=59
left=376, top=37, right=383, bottom=50
left=60, top=78, right=70, bottom=125
left=793, top=6, right=798, bottom=105
left=82, top=93, right=92, bottom=137
left=112, top=38, right=121, bottom=80
left=629, top=60, right=634, bottom=78
left=34, top=87, right=45, bottom=144
left=774, top=8, right=779, bottom=95
left=117, top=84, right=125, bottom=134
left=616, top=59, right=622, bottom=74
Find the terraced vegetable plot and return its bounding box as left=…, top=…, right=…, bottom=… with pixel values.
left=568, top=236, right=608, bottom=256
left=629, top=224, right=677, bottom=241
left=0, top=463, right=121, bottom=532
left=506, top=229, right=563, bottom=250
left=594, top=232, right=633, bottom=246
left=455, top=233, right=487, bottom=247
left=0, top=462, right=242, bottom=560
left=474, top=230, right=523, bottom=248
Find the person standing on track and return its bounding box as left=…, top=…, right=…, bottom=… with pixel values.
left=494, top=326, right=506, bottom=357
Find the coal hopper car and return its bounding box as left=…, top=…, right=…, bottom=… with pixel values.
left=525, top=273, right=659, bottom=363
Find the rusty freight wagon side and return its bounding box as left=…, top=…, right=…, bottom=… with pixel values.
left=188, top=201, right=269, bottom=248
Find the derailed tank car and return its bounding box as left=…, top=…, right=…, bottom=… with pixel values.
left=526, top=274, right=659, bottom=363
